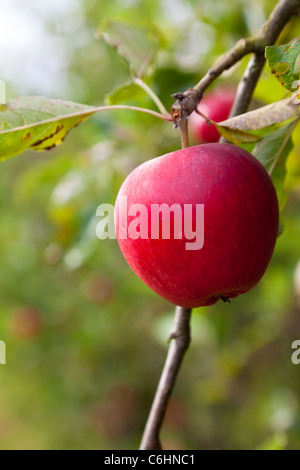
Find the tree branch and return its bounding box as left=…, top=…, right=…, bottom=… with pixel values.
left=171, top=0, right=300, bottom=124
left=193, top=37, right=264, bottom=96
left=228, top=54, right=266, bottom=118
left=230, top=0, right=300, bottom=117
left=139, top=307, right=192, bottom=450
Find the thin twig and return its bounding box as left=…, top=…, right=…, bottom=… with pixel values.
left=139, top=307, right=192, bottom=450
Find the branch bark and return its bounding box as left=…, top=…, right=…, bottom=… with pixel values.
left=193, top=37, right=264, bottom=96
left=230, top=0, right=300, bottom=117
left=172, top=0, right=300, bottom=124
left=139, top=307, right=192, bottom=450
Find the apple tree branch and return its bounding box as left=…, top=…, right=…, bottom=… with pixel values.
left=139, top=307, right=192, bottom=450
left=172, top=0, right=300, bottom=125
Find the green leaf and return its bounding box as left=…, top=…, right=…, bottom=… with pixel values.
left=253, top=119, right=299, bottom=209
left=105, top=80, right=142, bottom=105
left=0, top=97, right=96, bottom=160
left=96, top=20, right=163, bottom=78
left=219, top=98, right=300, bottom=131
left=266, top=37, right=300, bottom=92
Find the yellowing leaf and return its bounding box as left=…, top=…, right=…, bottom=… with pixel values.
left=0, top=97, right=96, bottom=160
left=266, top=37, right=300, bottom=92
left=219, top=98, right=300, bottom=131
left=0, top=96, right=169, bottom=161
left=215, top=124, right=262, bottom=144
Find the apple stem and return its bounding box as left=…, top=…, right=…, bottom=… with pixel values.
left=178, top=119, right=189, bottom=149
left=139, top=307, right=192, bottom=450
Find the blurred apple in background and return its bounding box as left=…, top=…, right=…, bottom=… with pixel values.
left=10, top=306, right=44, bottom=340
left=189, top=87, right=236, bottom=143
left=89, top=382, right=141, bottom=439
left=83, top=274, right=115, bottom=304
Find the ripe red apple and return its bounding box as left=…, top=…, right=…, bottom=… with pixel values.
left=114, top=144, right=279, bottom=308
left=189, top=88, right=236, bottom=143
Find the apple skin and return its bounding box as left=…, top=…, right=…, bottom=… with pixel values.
left=114, top=144, right=279, bottom=308
left=189, top=89, right=236, bottom=143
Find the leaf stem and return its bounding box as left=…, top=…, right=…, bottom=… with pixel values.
left=196, top=108, right=211, bottom=125
left=133, top=78, right=170, bottom=116
left=178, top=119, right=189, bottom=149
left=97, top=104, right=173, bottom=121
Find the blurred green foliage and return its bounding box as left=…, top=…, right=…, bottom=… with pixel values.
left=0, top=0, right=300, bottom=450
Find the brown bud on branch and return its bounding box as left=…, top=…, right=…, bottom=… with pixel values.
left=171, top=88, right=202, bottom=129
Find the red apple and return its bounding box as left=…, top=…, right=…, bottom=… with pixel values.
left=189, top=88, right=236, bottom=143
left=114, top=144, right=279, bottom=308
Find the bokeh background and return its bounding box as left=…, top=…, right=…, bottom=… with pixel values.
left=0, top=0, right=300, bottom=450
